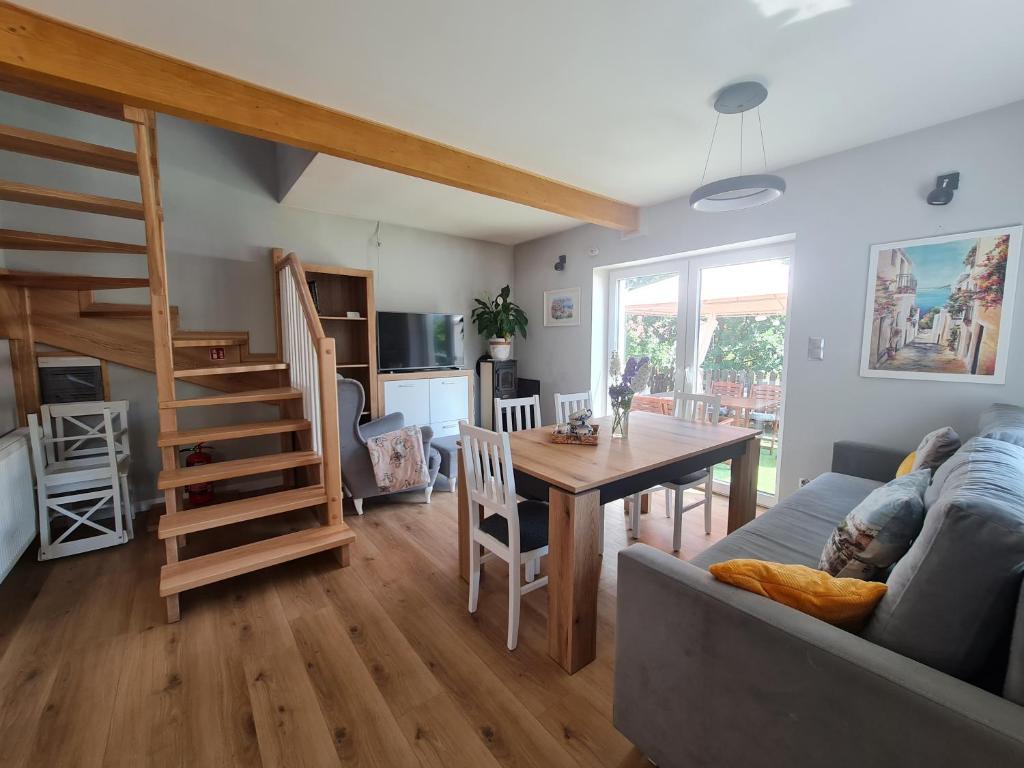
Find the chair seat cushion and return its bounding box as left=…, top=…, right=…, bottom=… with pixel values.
left=479, top=500, right=549, bottom=553
left=749, top=412, right=777, bottom=422
left=664, top=469, right=709, bottom=487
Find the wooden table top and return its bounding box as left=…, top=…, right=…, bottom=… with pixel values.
left=507, top=412, right=760, bottom=495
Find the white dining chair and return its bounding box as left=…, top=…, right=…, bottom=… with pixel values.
left=460, top=422, right=549, bottom=650
left=29, top=409, right=130, bottom=561
left=41, top=400, right=134, bottom=539
left=627, top=392, right=720, bottom=551
left=552, top=391, right=592, bottom=424
left=494, top=395, right=542, bottom=433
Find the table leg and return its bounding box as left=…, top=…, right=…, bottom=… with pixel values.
left=728, top=436, right=759, bottom=532
left=547, top=486, right=602, bottom=673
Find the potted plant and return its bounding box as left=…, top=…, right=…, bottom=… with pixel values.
left=471, top=285, right=528, bottom=361
left=608, top=352, right=651, bottom=438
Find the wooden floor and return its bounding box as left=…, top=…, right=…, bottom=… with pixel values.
left=0, top=486, right=737, bottom=767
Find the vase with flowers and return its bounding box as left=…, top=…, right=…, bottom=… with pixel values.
left=608, top=351, right=651, bottom=438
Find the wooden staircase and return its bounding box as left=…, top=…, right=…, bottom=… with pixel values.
left=0, top=81, right=352, bottom=622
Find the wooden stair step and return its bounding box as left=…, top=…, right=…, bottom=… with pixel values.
left=80, top=301, right=179, bottom=318
left=158, top=450, right=320, bottom=489
left=158, top=485, right=327, bottom=538
left=172, top=330, right=249, bottom=348
left=157, top=418, right=310, bottom=447
left=159, top=387, right=303, bottom=409
left=0, top=269, right=148, bottom=290
left=0, top=124, right=139, bottom=174
left=159, top=524, right=354, bottom=597
left=0, top=229, right=147, bottom=254
left=174, top=362, right=286, bottom=378
left=0, top=180, right=145, bottom=219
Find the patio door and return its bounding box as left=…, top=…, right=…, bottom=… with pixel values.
left=609, top=242, right=791, bottom=505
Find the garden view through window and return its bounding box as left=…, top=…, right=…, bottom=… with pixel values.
left=615, top=256, right=789, bottom=498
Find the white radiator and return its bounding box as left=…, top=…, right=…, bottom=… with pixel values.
left=0, top=429, right=36, bottom=583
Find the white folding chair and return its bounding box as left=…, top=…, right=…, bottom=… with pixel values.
left=627, top=393, right=720, bottom=551
left=494, top=395, right=542, bottom=433
left=29, top=409, right=129, bottom=560
left=461, top=422, right=549, bottom=650
left=552, top=391, right=592, bottom=424
left=40, top=400, right=134, bottom=539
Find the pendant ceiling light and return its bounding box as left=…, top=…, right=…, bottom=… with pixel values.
left=690, top=81, right=786, bottom=212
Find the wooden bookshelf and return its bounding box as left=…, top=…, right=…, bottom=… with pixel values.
left=302, top=262, right=377, bottom=421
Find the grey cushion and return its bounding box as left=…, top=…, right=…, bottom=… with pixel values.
left=819, top=469, right=930, bottom=580
left=911, top=426, right=961, bottom=473
left=864, top=437, right=1024, bottom=685
left=1006, top=579, right=1024, bottom=705
left=690, top=472, right=881, bottom=570
left=979, top=403, right=1024, bottom=448
left=479, top=500, right=549, bottom=552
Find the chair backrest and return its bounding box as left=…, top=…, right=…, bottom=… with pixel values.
left=459, top=423, right=520, bottom=545
left=494, top=395, right=542, bottom=432
left=41, top=400, right=130, bottom=462
left=751, top=383, right=783, bottom=403
left=709, top=380, right=743, bottom=398
left=672, top=392, right=721, bottom=425
left=633, top=393, right=673, bottom=415
left=29, top=408, right=120, bottom=480
left=553, top=391, right=592, bottom=424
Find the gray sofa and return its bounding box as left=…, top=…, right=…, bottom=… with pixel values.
left=337, top=376, right=440, bottom=514
left=615, top=404, right=1024, bottom=768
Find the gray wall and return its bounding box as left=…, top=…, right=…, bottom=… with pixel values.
left=0, top=92, right=512, bottom=502
left=513, top=100, right=1024, bottom=499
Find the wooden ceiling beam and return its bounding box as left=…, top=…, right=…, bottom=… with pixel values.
left=0, top=2, right=640, bottom=232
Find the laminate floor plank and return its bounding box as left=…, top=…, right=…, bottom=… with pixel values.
left=0, top=488, right=742, bottom=768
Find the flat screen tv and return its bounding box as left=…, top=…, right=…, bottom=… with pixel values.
left=377, top=311, right=465, bottom=372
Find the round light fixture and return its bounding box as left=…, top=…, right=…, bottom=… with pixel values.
left=690, top=81, right=786, bottom=213
left=690, top=174, right=786, bottom=212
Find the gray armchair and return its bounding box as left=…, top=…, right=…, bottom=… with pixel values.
left=337, top=376, right=440, bottom=514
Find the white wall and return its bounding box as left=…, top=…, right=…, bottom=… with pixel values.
left=0, top=92, right=512, bottom=500
left=513, top=100, right=1024, bottom=499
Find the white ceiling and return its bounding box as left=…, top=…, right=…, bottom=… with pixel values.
left=25, top=0, right=1024, bottom=244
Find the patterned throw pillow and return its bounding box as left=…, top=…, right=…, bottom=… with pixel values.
left=819, top=469, right=931, bottom=580
left=911, top=426, right=961, bottom=473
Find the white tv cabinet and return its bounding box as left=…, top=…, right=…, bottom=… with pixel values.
left=376, top=369, right=475, bottom=438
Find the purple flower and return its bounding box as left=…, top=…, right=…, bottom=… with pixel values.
left=621, top=356, right=650, bottom=386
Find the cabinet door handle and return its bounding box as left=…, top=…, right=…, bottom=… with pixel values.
left=398, top=383, right=416, bottom=388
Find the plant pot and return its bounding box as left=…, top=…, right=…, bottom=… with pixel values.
left=489, top=337, right=512, bottom=361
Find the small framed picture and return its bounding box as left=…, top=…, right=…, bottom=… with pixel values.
left=544, top=287, right=582, bottom=326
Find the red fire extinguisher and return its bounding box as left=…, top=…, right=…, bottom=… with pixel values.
left=181, top=443, right=215, bottom=506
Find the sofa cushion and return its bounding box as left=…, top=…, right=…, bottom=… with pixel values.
left=978, top=403, right=1024, bottom=448
left=691, top=472, right=882, bottom=570
left=911, top=426, right=960, bottom=472
left=818, top=470, right=930, bottom=580
left=1006, top=579, right=1024, bottom=705
left=709, top=559, right=888, bottom=630
left=864, top=437, right=1024, bottom=685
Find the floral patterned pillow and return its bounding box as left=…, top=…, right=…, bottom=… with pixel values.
left=819, top=470, right=931, bottom=581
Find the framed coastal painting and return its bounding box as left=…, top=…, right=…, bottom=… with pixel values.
left=544, top=287, right=582, bottom=327
left=859, top=225, right=1021, bottom=384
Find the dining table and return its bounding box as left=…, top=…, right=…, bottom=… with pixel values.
left=456, top=411, right=762, bottom=674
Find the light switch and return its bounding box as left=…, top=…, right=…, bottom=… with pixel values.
left=807, top=337, right=825, bottom=361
